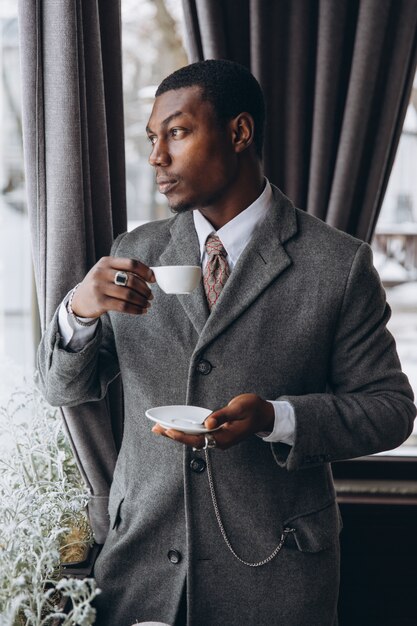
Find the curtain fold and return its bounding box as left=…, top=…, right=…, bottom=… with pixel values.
left=18, top=0, right=126, bottom=543
left=182, top=0, right=417, bottom=241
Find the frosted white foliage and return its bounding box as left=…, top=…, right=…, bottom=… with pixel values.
left=0, top=367, right=100, bottom=625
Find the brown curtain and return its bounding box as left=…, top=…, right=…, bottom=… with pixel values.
left=18, top=0, right=126, bottom=543
left=182, top=0, right=417, bottom=241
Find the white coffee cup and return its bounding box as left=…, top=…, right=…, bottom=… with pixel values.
left=150, top=265, right=201, bottom=294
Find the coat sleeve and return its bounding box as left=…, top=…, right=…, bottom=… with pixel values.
left=272, top=242, right=416, bottom=471
left=36, top=310, right=120, bottom=407
left=35, top=234, right=127, bottom=407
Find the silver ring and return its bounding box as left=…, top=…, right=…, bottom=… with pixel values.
left=203, top=433, right=216, bottom=449
left=114, top=270, right=128, bottom=287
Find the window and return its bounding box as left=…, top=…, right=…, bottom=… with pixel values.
left=371, top=72, right=417, bottom=457
left=122, top=0, right=187, bottom=230
left=0, top=3, right=34, bottom=378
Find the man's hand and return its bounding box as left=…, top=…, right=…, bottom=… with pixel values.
left=151, top=393, right=275, bottom=449
left=71, top=257, right=156, bottom=319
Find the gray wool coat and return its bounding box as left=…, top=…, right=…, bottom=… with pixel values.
left=37, top=186, right=415, bottom=626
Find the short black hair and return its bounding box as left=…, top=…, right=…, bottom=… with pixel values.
left=156, top=59, right=265, bottom=158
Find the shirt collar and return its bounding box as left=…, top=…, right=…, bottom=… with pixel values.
left=193, top=178, right=273, bottom=266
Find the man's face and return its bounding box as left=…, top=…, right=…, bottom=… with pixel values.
left=146, top=86, right=238, bottom=213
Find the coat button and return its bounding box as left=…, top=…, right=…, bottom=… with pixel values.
left=190, top=457, right=206, bottom=473
left=167, top=549, right=182, bottom=564
left=196, top=359, right=212, bottom=375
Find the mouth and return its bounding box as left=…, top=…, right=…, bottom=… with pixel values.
left=156, top=177, right=178, bottom=194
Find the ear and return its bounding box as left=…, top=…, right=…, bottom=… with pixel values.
left=230, top=113, right=255, bottom=153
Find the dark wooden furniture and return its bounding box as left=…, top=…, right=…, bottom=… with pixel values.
left=334, top=457, right=417, bottom=626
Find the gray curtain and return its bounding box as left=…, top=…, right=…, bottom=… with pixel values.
left=19, top=0, right=126, bottom=543
left=182, top=0, right=417, bottom=241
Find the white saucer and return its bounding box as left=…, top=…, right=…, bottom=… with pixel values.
left=146, top=405, right=218, bottom=434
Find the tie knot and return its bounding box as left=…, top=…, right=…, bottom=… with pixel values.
left=205, top=234, right=227, bottom=258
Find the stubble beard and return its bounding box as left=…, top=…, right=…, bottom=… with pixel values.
left=168, top=198, right=194, bottom=215
left=167, top=185, right=226, bottom=215
left=161, top=179, right=194, bottom=214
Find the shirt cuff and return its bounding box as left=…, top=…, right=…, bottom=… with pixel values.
left=257, top=400, right=295, bottom=445
left=58, top=291, right=99, bottom=351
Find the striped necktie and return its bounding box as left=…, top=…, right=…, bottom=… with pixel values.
left=203, top=234, right=230, bottom=310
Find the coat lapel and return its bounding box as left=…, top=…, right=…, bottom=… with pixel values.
left=158, top=212, right=209, bottom=335
left=156, top=187, right=298, bottom=346
left=194, top=187, right=298, bottom=354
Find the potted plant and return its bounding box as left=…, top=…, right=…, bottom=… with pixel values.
left=0, top=363, right=100, bottom=625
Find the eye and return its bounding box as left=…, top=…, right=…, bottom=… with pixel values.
left=147, top=135, right=157, bottom=145
left=170, top=128, right=186, bottom=138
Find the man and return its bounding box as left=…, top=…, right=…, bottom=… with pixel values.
left=37, top=60, right=415, bottom=626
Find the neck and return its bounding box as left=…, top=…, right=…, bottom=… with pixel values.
left=199, top=161, right=264, bottom=230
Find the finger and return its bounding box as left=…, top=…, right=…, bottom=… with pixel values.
left=90, top=279, right=151, bottom=315
left=152, top=425, right=205, bottom=448
left=106, top=267, right=154, bottom=301
left=105, top=257, right=156, bottom=283
left=166, top=429, right=206, bottom=448
left=204, top=406, right=242, bottom=430
left=128, top=272, right=155, bottom=299
left=207, top=421, right=251, bottom=450
left=105, top=280, right=153, bottom=309
left=103, top=264, right=155, bottom=312
left=152, top=424, right=171, bottom=438
left=89, top=280, right=151, bottom=315
left=164, top=421, right=249, bottom=451
left=152, top=422, right=252, bottom=451
left=102, top=295, right=151, bottom=315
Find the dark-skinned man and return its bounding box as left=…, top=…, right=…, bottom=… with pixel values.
left=37, top=60, right=415, bottom=626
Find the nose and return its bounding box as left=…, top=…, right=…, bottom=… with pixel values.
left=149, top=140, right=171, bottom=167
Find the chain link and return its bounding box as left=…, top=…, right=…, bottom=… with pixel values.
left=204, top=449, right=296, bottom=567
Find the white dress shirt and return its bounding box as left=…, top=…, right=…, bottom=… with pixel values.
left=58, top=179, right=295, bottom=444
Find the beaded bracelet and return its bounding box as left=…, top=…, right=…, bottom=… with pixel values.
left=67, top=283, right=98, bottom=327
